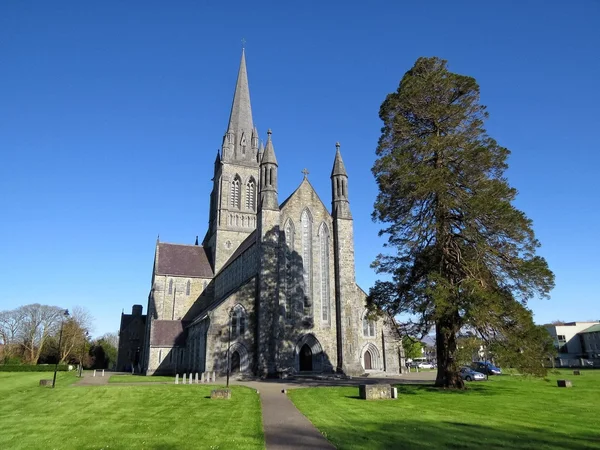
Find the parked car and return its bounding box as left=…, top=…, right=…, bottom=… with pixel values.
left=459, top=366, right=486, bottom=381
left=417, top=362, right=434, bottom=369
left=471, top=361, right=502, bottom=375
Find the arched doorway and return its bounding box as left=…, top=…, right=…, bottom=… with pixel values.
left=299, top=344, right=313, bottom=371
left=231, top=351, right=241, bottom=373
left=364, top=351, right=372, bottom=370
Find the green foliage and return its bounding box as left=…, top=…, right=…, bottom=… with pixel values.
left=289, top=370, right=600, bottom=450
left=369, top=57, right=554, bottom=388
left=0, top=364, right=68, bottom=372
left=455, top=336, right=483, bottom=366
left=0, top=372, right=264, bottom=449
left=402, top=336, right=424, bottom=360
left=89, top=338, right=118, bottom=370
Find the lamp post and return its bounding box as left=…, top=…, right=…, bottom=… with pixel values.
left=52, top=309, right=70, bottom=388
left=226, top=309, right=233, bottom=388
left=79, top=331, right=89, bottom=378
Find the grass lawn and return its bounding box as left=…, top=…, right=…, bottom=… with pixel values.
left=109, top=374, right=176, bottom=383
left=289, top=369, right=600, bottom=450
left=0, top=372, right=263, bottom=449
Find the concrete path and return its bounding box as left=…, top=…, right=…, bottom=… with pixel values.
left=75, top=370, right=122, bottom=386
left=242, top=381, right=335, bottom=450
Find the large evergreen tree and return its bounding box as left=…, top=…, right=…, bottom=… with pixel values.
left=369, top=57, right=554, bottom=388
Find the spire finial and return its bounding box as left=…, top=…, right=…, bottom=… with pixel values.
left=241, top=37, right=246, bottom=49
left=302, top=168, right=310, bottom=179
left=336, top=141, right=340, bottom=150
left=267, top=128, right=272, bottom=136
left=194, top=236, right=199, bottom=246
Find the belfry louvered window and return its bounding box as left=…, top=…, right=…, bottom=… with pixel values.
left=246, top=178, right=256, bottom=211
left=231, top=176, right=241, bottom=209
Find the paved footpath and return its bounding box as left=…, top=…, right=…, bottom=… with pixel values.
left=242, top=381, right=336, bottom=450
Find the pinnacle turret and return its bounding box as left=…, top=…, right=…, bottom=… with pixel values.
left=331, top=142, right=351, bottom=219
left=259, top=129, right=278, bottom=210
left=331, top=142, right=347, bottom=177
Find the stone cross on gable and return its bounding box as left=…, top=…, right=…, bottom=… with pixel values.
left=301, top=168, right=309, bottom=179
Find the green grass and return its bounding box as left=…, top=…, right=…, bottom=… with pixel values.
left=289, top=370, right=600, bottom=450
left=0, top=372, right=264, bottom=449
left=108, top=374, right=176, bottom=383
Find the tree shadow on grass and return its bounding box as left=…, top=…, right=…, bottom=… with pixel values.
left=323, top=419, right=600, bottom=450
left=393, top=382, right=508, bottom=397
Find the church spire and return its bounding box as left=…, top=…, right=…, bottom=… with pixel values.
left=222, top=49, right=255, bottom=163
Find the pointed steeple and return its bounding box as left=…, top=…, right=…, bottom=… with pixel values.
left=261, top=129, right=278, bottom=165
left=331, top=142, right=347, bottom=177
left=259, top=129, right=278, bottom=210
left=331, top=142, right=351, bottom=219
left=222, top=49, right=254, bottom=160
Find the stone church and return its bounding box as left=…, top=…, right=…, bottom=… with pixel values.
left=119, top=50, right=401, bottom=377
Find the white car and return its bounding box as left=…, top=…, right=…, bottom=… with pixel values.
left=417, top=362, right=434, bottom=369
left=459, top=366, right=486, bottom=381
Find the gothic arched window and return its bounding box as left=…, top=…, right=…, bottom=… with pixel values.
left=231, top=176, right=241, bottom=209
left=362, top=311, right=376, bottom=337
left=246, top=178, right=256, bottom=211
left=231, top=304, right=246, bottom=337
left=186, top=280, right=191, bottom=296
left=301, top=209, right=313, bottom=309
left=319, top=223, right=330, bottom=322
left=284, top=218, right=295, bottom=318
left=168, top=279, right=173, bottom=295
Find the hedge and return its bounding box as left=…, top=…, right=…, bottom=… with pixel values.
left=0, top=364, right=69, bottom=372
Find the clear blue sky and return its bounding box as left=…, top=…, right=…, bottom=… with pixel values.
left=1, top=1, right=598, bottom=337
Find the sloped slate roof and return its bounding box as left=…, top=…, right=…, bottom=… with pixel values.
left=156, top=243, right=213, bottom=278
left=581, top=324, right=600, bottom=333
left=151, top=320, right=188, bottom=346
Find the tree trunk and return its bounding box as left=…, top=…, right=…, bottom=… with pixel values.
left=435, top=315, right=464, bottom=389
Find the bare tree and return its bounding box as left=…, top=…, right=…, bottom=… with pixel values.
left=59, top=306, right=94, bottom=363
left=18, top=304, right=65, bottom=364
left=0, top=309, right=24, bottom=361
left=98, top=331, right=119, bottom=349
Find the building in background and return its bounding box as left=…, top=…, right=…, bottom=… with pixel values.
left=117, top=304, right=146, bottom=372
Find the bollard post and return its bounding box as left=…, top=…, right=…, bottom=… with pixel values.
left=102, top=369, right=105, bottom=377
left=201, top=372, right=205, bottom=383
left=175, top=374, right=179, bottom=385
left=212, top=371, right=216, bottom=382
left=188, top=373, right=192, bottom=385
left=183, top=373, right=186, bottom=384
left=195, top=373, right=199, bottom=384
left=93, top=370, right=96, bottom=377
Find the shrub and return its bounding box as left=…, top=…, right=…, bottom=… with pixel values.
left=0, top=364, right=68, bottom=372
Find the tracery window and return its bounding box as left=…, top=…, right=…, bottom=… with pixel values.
left=231, top=176, right=241, bottom=209
left=363, top=312, right=376, bottom=337
left=301, top=209, right=312, bottom=309
left=231, top=304, right=246, bottom=337
left=319, top=223, right=330, bottom=322
left=246, top=178, right=256, bottom=211
left=284, top=219, right=295, bottom=317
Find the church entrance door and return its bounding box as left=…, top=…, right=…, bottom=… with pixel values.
left=299, top=344, right=313, bottom=371
left=364, top=351, right=372, bottom=370
left=231, top=351, right=240, bottom=373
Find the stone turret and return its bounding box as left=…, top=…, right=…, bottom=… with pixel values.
left=331, top=142, right=351, bottom=219
left=256, top=129, right=281, bottom=377
left=259, top=130, right=278, bottom=211
left=330, top=143, right=360, bottom=374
